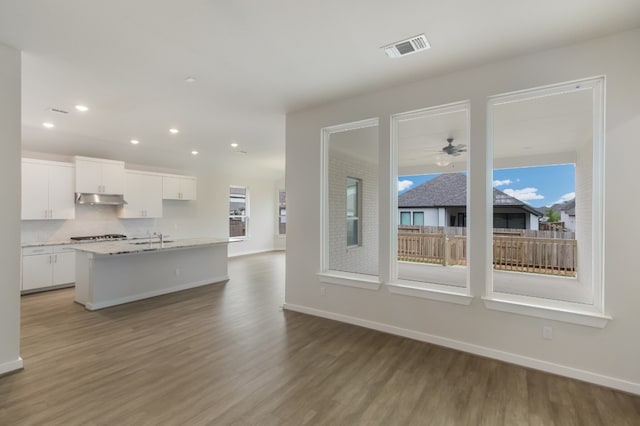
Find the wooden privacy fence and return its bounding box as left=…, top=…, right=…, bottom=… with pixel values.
left=493, top=236, right=576, bottom=276
left=398, top=228, right=577, bottom=277
left=398, top=233, right=467, bottom=266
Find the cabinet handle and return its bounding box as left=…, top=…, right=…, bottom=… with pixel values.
left=44, top=210, right=48, bottom=218
left=54, top=255, right=58, bottom=263
left=49, top=255, right=52, bottom=264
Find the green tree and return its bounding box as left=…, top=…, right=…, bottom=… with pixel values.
left=546, top=208, right=561, bottom=222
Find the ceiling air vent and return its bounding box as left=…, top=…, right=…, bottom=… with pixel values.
left=382, top=34, right=430, bottom=58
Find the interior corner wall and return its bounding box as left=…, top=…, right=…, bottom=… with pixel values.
left=285, top=29, right=640, bottom=392
left=227, top=176, right=278, bottom=257
left=0, top=42, right=23, bottom=375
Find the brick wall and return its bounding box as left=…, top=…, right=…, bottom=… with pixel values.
left=328, top=151, right=378, bottom=276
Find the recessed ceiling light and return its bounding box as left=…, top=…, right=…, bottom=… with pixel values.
left=230, top=142, right=239, bottom=148
left=130, top=139, right=140, bottom=145
left=191, top=150, right=198, bottom=155
left=75, top=105, right=89, bottom=112
left=42, top=122, right=55, bottom=128
left=169, top=128, right=179, bottom=134
left=185, top=77, right=196, bottom=83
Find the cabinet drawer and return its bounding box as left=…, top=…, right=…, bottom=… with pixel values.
left=54, top=245, right=77, bottom=253
left=22, top=246, right=54, bottom=256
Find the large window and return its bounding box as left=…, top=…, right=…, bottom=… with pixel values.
left=487, top=77, right=605, bottom=318
left=391, top=101, right=471, bottom=300
left=229, top=186, right=248, bottom=239
left=320, top=118, right=380, bottom=285
left=278, top=190, right=286, bottom=235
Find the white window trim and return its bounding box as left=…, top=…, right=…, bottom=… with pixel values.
left=320, top=117, right=380, bottom=288
left=229, top=185, right=249, bottom=241
left=389, top=100, right=472, bottom=304
left=388, top=279, right=473, bottom=305
left=317, top=271, right=382, bottom=290
left=484, top=76, right=608, bottom=327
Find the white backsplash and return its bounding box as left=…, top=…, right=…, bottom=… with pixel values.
left=20, top=202, right=216, bottom=243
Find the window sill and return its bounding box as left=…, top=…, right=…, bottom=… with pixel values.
left=482, top=295, right=611, bottom=328
left=317, top=271, right=381, bottom=290
left=229, top=237, right=248, bottom=242
left=387, top=281, right=473, bottom=306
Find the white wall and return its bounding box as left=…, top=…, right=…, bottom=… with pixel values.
left=285, top=29, right=640, bottom=393
left=227, top=177, right=279, bottom=257
left=0, top=42, right=22, bottom=375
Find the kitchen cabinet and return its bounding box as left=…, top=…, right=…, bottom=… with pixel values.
left=74, top=156, right=125, bottom=195
left=118, top=170, right=163, bottom=218
left=162, top=175, right=197, bottom=200
left=22, top=159, right=75, bottom=220
left=22, top=245, right=76, bottom=292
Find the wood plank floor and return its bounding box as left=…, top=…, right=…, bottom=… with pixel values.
left=1, top=251, right=639, bottom=425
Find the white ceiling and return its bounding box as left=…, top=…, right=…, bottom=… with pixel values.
left=0, top=1, right=638, bottom=178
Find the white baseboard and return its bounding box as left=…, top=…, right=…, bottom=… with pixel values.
left=0, top=357, right=23, bottom=375
left=85, top=275, right=229, bottom=311
left=283, top=303, right=640, bottom=396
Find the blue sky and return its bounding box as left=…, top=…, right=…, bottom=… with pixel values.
left=398, top=164, right=575, bottom=208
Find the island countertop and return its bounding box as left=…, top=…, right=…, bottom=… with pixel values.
left=72, top=237, right=229, bottom=256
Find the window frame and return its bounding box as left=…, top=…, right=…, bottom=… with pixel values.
left=346, top=177, right=362, bottom=248
left=484, top=77, right=609, bottom=327
left=318, top=117, right=382, bottom=289
left=229, top=185, right=249, bottom=241
left=389, top=101, right=473, bottom=305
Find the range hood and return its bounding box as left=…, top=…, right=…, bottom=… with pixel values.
left=75, top=193, right=127, bottom=206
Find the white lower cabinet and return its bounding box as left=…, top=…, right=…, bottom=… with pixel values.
left=22, top=246, right=76, bottom=292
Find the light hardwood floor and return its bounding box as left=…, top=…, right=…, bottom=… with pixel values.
left=1, top=251, right=639, bottom=425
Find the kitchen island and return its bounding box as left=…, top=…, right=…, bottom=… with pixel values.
left=74, top=237, right=229, bottom=310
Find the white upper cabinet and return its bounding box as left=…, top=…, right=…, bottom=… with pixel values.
left=162, top=175, right=197, bottom=200
left=74, top=156, right=125, bottom=195
left=22, top=159, right=75, bottom=220
left=118, top=170, right=163, bottom=218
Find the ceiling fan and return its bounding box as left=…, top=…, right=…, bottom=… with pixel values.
left=441, top=137, right=467, bottom=156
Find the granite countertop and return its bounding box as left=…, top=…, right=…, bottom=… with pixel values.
left=22, top=239, right=84, bottom=248
left=72, top=237, right=229, bottom=255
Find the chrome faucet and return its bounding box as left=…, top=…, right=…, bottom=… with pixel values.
left=153, top=232, right=164, bottom=245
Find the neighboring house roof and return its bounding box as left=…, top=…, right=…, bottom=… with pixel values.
left=398, top=172, right=542, bottom=216
left=537, top=199, right=576, bottom=217
left=558, top=199, right=575, bottom=216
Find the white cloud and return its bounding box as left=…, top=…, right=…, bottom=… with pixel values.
left=493, top=179, right=513, bottom=187
left=553, top=192, right=575, bottom=205
left=503, top=187, right=544, bottom=202
left=398, top=179, right=414, bottom=191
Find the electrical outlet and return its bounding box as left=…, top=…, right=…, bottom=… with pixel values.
left=175, top=268, right=181, bottom=276
left=320, top=287, right=326, bottom=296
left=543, top=326, right=553, bottom=340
